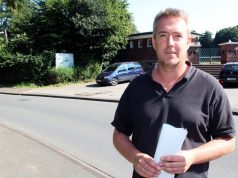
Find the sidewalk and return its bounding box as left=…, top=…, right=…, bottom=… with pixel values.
left=0, top=82, right=237, bottom=115
left=0, top=82, right=127, bottom=102
left=0, top=124, right=110, bottom=178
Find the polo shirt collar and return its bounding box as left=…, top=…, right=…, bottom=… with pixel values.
left=147, top=60, right=196, bottom=82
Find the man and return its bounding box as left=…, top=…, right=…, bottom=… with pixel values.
left=111, top=8, right=236, bottom=178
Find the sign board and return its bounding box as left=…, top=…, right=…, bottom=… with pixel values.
left=55, top=53, right=74, bottom=68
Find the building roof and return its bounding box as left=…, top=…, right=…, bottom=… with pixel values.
left=128, top=31, right=202, bottom=40
left=129, top=32, right=153, bottom=40
left=219, top=40, right=238, bottom=46
left=189, top=42, right=202, bottom=47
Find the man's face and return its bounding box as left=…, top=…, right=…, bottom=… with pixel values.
left=152, top=16, right=191, bottom=67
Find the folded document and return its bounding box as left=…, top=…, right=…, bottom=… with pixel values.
left=154, top=124, right=187, bottom=178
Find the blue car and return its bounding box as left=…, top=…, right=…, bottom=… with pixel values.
left=96, top=62, right=144, bottom=86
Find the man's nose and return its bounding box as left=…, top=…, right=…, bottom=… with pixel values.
left=167, top=35, right=175, bottom=46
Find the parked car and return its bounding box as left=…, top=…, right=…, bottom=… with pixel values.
left=219, top=62, right=238, bottom=86
left=96, top=62, right=144, bottom=86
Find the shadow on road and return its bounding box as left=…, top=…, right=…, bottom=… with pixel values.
left=86, top=83, right=99, bottom=88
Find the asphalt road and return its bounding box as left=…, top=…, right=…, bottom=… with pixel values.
left=0, top=94, right=130, bottom=178
left=0, top=94, right=237, bottom=178
left=209, top=115, right=238, bottom=178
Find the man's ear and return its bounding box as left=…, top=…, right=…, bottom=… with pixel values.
left=187, top=36, right=192, bottom=50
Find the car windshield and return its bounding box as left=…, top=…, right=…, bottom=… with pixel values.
left=224, top=64, right=238, bottom=71
left=104, top=63, right=120, bottom=72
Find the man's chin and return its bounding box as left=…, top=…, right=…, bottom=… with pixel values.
left=163, top=59, right=180, bottom=66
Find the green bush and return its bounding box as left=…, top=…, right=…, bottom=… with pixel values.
left=0, top=49, right=103, bottom=85
left=47, top=61, right=102, bottom=84
left=75, top=61, right=102, bottom=80
left=48, top=67, right=75, bottom=84
left=0, top=50, right=54, bottom=85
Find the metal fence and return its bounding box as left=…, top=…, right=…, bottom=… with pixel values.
left=198, top=48, right=221, bottom=64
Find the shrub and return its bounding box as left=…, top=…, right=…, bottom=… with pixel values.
left=47, top=61, right=103, bottom=84
left=75, top=61, right=102, bottom=80
left=48, top=67, right=75, bottom=84
left=0, top=49, right=103, bottom=85
left=0, top=50, right=54, bottom=85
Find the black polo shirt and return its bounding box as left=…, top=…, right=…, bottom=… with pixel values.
left=111, top=65, right=235, bottom=178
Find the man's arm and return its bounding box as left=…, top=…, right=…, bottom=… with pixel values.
left=159, top=137, right=236, bottom=174
left=112, top=129, right=161, bottom=177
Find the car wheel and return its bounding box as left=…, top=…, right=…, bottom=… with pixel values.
left=111, top=78, right=118, bottom=86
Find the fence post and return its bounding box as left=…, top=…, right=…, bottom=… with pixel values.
left=209, top=48, right=212, bottom=64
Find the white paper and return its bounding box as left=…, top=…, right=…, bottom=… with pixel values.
left=154, top=124, right=187, bottom=178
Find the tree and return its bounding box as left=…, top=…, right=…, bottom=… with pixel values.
left=199, top=31, right=213, bottom=48
left=213, top=26, right=238, bottom=46
left=0, top=0, right=28, bottom=43
left=100, top=0, right=136, bottom=61
left=6, top=0, right=136, bottom=64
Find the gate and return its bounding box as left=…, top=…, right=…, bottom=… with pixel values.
left=198, top=48, right=221, bottom=64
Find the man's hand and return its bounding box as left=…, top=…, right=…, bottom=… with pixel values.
left=133, top=153, right=161, bottom=178
left=158, top=151, right=193, bottom=174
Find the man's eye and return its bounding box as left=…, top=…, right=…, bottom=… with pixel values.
left=175, top=34, right=182, bottom=38
left=158, top=33, right=167, bottom=37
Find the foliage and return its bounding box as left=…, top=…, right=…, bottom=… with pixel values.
left=0, top=36, right=6, bottom=49
left=5, top=0, right=136, bottom=63
left=46, top=61, right=102, bottom=84
left=213, top=26, right=238, bottom=46
left=0, top=0, right=135, bottom=85
left=74, top=61, right=102, bottom=80
left=0, top=50, right=54, bottom=84
left=99, top=0, right=136, bottom=61
left=199, top=31, right=213, bottom=48
left=0, top=0, right=30, bottom=42
left=48, top=67, right=76, bottom=84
